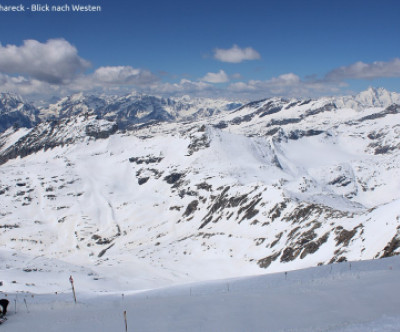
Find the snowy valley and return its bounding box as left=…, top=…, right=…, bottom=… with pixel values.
left=0, top=87, right=400, bottom=330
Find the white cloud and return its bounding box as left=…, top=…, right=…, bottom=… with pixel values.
left=0, top=73, right=61, bottom=97
left=228, top=73, right=301, bottom=92
left=149, top=79, right=213, bottom=95
left=227, top=73, right=340, bottom=99
left=0, top=39, right=90, bottom=84
left=201, top=70, right=229, bottom=83
left=213, top=45, right=261, bottom=63
left=0, top=66, right=160, bottom=98
left=325, top=58, right=400, bottom=81
left=5, top=39, right=395, bottom=101
left=93, top=66, right=158, bottom=85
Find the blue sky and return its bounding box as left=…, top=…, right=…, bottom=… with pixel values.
left=0, top=0, right=400, bottom=100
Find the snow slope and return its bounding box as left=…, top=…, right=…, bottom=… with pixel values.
left=0, top=87, right=399, bottom=295
left=1, top=257, right=400, bottom=331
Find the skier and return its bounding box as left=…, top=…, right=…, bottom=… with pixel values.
left=0, top=299, right=9, bottom=318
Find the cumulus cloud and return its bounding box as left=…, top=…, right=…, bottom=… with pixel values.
left=213, top=45, right=261, bottom=63
left=92, top=66, right=159, bottom=85
left=201, top=70, right=229, bottom=83
left=0, top=39, right=90, bottom=84
left=325, top=58, right=400, bottom=81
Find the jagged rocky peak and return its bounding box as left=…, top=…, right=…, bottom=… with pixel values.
left=40, top=93, right=107, bottom=119
left=0, top=92, right=40, bottom=132
left=355, top=86, right=400, bottom=107
left=0, top=92, right=35, bottom=112
left=0, top=112, right=117, bottom=165
left=333, top=87, right=400, bottom=110
left=0, top=92, right=24, bottom=107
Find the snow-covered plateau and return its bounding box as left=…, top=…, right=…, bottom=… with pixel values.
left=0, top=87, right=400, bottom=330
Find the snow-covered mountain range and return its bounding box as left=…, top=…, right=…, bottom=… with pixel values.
left=0, top=92, right=242, bottom=133
left=0, top=87, right=399, bottom=292
left=0, top=93, right=40, bottom=133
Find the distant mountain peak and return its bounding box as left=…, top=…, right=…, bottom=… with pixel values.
left=333, top=87, right=400, bottom=110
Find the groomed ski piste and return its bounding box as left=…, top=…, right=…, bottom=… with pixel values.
left=1, top=256, right=400, bottom=331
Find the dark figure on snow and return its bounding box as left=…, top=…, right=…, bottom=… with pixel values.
left=0, top=299, right=9, bottom=317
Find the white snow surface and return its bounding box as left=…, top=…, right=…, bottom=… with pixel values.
left=1, top=256, right=400, bottom=331
left=1, top=88, right=400, bottom=330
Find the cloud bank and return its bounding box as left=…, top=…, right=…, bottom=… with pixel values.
left=0, top=39, right=399, bottom=101
left=325, top=58, right=400, bottom=81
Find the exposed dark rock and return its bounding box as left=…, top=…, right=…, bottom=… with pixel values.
left=265, top=128, right=280, bottom=136
left=138, top=177, right=150, bottom=185
left=374, top=145, right=396, bottom=155
left=335, top=226, right=358, bottom=246
left=0, top=224, right=19, bottom=229
left=255, top=238, right=266, bottom=246
left=213, top=121, right=228, bottom=129
left=367, top=131, right=384, bottom=140
left=199, top=186, right=231, bottom=229
left=239, top=197, right=262, bottom=222
left=183, top=200, right=199, bottom=217
left=287, top=226, right=301, bottom=239
left=230, top=114, right=254, bottom=125
left=358, top=104, right=400, bottom=122
left=258, top=252, right=280, bottom=268
left=304, top=103, right=336, bottom=117
left=164, top=173, right=184, bottom=185
left=196, top=182, right=212, bottom=191
left=259, top=106, right=282, bottom=118
left=269, top=202, right=287, bottom=222
left=228, top=194, right=248, bottom=208
left=329, top=176, right=352, bottom=187
left=268, top=117, right=302, bottom=127
left=288, top=129, right=324, bottom=140
left=98, top=243, right=115, bottom=258
left=300, top=233, right=329, bottom=259
left=299, top=99, right=312, bottom=106
left=270, top=232, right=283, bottom=248
left=381, top=235, right=400, bottom=258
left=281, top=247, right=301, bottom=262
left=129, top=155, right=163, bottom=164
left=187, top=133, right=210, bottom=155
left=85, top=123, right=118, bottom=139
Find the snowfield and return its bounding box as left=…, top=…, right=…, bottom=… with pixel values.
left=1, top=87, right=400, bottom=330
left=2, top=256, right=400, bottom=331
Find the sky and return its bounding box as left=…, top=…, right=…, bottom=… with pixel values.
left=0, top=0, right=400, bottom=101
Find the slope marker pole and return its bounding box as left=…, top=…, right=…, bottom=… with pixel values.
left=24, top=298, right=29, bottom=313
left=124, top=310, right=128, bottom=332
left=69, top=275, right=77, bottom=303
